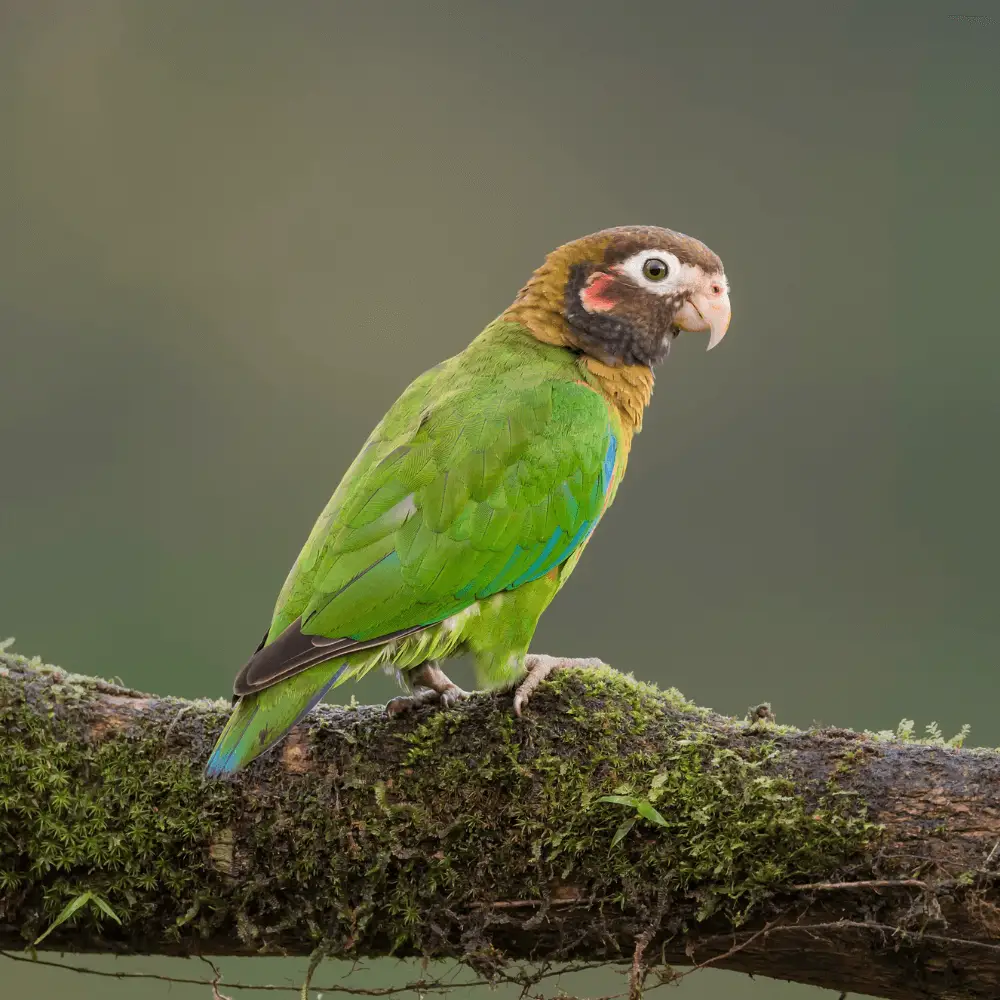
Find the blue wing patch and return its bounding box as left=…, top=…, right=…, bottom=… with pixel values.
left=601, top=430, right=618, bottom=498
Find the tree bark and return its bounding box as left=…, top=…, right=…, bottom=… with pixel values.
left=3, top=650, right=1000, bottom=1000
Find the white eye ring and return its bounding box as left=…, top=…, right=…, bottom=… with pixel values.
left=619, top=249, right=701, bottom=297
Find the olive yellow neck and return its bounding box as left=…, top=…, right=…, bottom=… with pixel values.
left=578, top=356, right=653, bottom=437
left=503, top=257, right=654, bottom=438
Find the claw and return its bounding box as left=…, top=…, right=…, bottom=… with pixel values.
left=513, top=655, right=606, bottom=717
left=386, top=688, right=436, bottom=716
left=439, top=685, right=469, bottom=709
left=384, top=662, right=469, bottom=717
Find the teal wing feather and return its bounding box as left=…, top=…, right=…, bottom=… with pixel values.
left=297, top=380, right=614, bottom=651
left=264, top=372, right=615, bottom=676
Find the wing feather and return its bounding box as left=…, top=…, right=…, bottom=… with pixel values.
left=235, top=366, right=617, bottom=695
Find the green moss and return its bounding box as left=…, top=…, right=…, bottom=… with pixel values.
left=370, top=665, right=878, bottom=934
left=1, top=648, right=880, bottom=962
left=0, top=652, right=236, bottom=946
left=864, top=718, right=972, bottom=748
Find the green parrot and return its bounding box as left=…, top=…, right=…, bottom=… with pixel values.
left=205, top=226, right=731, bottom=777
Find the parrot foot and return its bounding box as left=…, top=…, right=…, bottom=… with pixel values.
left=513, top=654, right=607, bottom=718
left=385, top=662, right=469, bottom=717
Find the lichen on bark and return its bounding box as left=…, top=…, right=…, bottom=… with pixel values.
left=1, top=650, right=873, bottom=958
left=5, top=647, right=1000, bottom=999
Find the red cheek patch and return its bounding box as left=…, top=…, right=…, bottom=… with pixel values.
left=580, top=271, right=619, bottom=313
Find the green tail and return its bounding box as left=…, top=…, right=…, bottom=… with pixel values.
left=204, top=660, right=347, bottom=777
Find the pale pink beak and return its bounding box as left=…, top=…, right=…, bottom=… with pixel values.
left=673, top=279, right=732, bottom=351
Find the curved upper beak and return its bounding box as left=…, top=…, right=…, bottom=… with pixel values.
left=673, top=283, right=732, bottom=351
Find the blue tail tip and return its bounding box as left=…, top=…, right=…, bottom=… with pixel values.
left=204, top=748, right=241, bottom=779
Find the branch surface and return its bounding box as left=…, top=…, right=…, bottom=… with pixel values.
left=3, top=649, right=1000, bottom=999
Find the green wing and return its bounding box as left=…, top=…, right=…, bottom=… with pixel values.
left=234, top=362, right=617, bottom=694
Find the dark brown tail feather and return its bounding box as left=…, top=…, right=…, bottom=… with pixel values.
left=232, top=617, right=429, bottom=696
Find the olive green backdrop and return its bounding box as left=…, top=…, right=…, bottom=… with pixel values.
left=2, top=1, right=997, bottom=997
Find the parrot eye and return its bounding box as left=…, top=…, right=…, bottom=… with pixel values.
left=642, top=258, right=669, bottom=281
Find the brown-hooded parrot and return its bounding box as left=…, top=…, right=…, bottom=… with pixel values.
left=206, top=226, right=731, bottom=776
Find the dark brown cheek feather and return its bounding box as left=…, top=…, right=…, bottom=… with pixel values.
left=564, top=264, right=677, bottom=367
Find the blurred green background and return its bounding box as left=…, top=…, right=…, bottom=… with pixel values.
left=2, top=1, right=996, bottom=997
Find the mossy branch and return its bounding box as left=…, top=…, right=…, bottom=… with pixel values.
left=3, top=649, right=1000, bottom=1000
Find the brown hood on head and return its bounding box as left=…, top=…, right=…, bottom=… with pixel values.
left=502, top=226, right=730, bottom=432
left=504, top=225, right=726, bottom=363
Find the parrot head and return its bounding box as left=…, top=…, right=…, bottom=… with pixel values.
left=509, top=226, right=731, bottom=368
